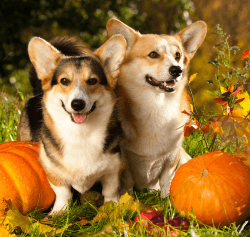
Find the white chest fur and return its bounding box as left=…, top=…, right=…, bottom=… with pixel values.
left=121, top=86, right=187, bottom=156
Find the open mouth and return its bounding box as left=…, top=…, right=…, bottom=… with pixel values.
left=62, top=101, right=96, bottom=124
left=146, top=75, right=176, bottom=92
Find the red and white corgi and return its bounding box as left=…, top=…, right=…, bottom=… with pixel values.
left=18, top=35, right=127, bottom=215
left=107, top=19, right=207, bottom=197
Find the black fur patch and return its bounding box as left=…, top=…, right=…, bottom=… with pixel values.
left=41, top=123, right=63, bottom=167
left=103, top=104, right=123, bottom=154
left=25, top=93, right=43, bottom=142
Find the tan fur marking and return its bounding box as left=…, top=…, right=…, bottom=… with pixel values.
left=16, top=109, right=32, bottom=141
left=46, top=171, right=67, bottom=187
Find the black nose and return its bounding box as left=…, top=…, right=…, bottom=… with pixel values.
left=169, top=66, right=182, bottom=78
left=71, top=99, right=86, bottom=111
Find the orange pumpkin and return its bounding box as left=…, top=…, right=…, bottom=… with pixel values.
left=170, top=151, right=250, bottom=227
left=0, top=141, right=55, bottom=216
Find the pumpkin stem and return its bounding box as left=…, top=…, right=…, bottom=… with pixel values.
left=201, top=168, right=208, bottom=177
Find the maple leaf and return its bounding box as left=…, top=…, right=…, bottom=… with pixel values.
left=213, top=96, right=229, bottom=106
left=184, top=119, right=200, bottom=138
left=93, top=193, right=149, bottom=223
left=211, top=120, right=223, bottom=134
left=201, top=124, right=210, bottom=135
left=233, top=91, right=250, bottom=118
left=241, top=50, right=250, bottom=59
left=0, top=199, right=65, bottom=235
left=232, top=86, right=243, bottom=96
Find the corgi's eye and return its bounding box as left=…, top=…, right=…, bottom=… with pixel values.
left=148, top=51, right=160, bottom=59
left=86, top=78, right=98, bottom=85
left=175, top=52, right=181, bottom=61
left=60, top=78, right=71, bottom=86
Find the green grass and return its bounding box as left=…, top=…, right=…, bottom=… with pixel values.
left=1, top=90, right=250, bottom=236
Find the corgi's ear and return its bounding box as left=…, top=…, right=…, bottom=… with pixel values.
left=28, top=37, right=61, bottom=83
left=106, top=18, right=139, bottom=52
left=176, top=21, right=207, bottom=59
left=95, top=34, right=127, bottom=89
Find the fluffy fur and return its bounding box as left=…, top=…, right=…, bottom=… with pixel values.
left=17, top=35, right=127, bottom=215
left=106, top=19, right=207, bottom=197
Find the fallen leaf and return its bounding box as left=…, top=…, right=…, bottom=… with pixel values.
left=119, top=192, right=134, bottom=211
left=0, top=225, right=10, bottom=237
left=102, top=219, right=131, bottom=236
left=3, top=209, right=34, bottom=233
left=80, top=191, right=104, bottom=206
left=71, top=217, right=92, bottom=226
left=129, top=202, right=150, bottom=212
left=2, top=201, right=58, bottom=235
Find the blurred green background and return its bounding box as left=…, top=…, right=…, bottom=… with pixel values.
left=0, top=0, right=249, bottom=112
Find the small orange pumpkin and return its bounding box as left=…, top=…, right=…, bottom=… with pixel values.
left=0, top=141, right=55, bottom=216
left=170, top=151, right=250, bottom=227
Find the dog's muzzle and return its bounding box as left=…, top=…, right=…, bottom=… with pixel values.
left=61, top=100, right=96, bottom=124
left=146, top=66, right=182, bottom=93
left=146, top=75, right=176, bottom=92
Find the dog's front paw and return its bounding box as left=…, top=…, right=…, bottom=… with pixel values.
left=104, top=194, right=119, bottom=203
left=48, top=204, right=69, bottom=217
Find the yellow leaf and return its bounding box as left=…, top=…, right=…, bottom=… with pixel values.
left=129, top=202, right=150, bottom=212
left=119, top=192, right=134, bottom=210
left=189, top=73, right=197, bottom=83
left=3, top=206, right=56, bottom=235
left=0, top=225, right=10, bottom=237
left=211, top=121, right=223, bottom=134
left=220, top=86, right=228, bottom=94
left=3, top=209, right=34, bottom=233
left=151, top=202, right=170, bottom=212
left=190, top=104, right=193, bottom=112
left=102, top=219, right=131, bottom=235
left=233, top=91, right=250, bottom=118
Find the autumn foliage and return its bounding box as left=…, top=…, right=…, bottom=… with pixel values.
left=184, top=44, right=250, bottom=154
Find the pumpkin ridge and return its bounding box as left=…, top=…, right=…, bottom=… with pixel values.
left=0, top=159, right=23, bottom=212
left=212, top=171, right=250, bottom=213
left=170, top=151, right=250, bottom=227
left=0, top=151, right=41, bottom=213
left=0, top=141, right=55, bottom=216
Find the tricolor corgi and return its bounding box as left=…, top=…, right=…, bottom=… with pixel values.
left=17, top=35, right=127, bottom=215
left=106, top=19, right=207, bottom=197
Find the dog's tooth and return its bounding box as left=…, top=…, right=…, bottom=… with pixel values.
left=164, top=81, right=166, bottom=87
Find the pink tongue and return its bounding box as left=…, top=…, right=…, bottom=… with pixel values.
left=72, top=114, right=87, bottom=124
